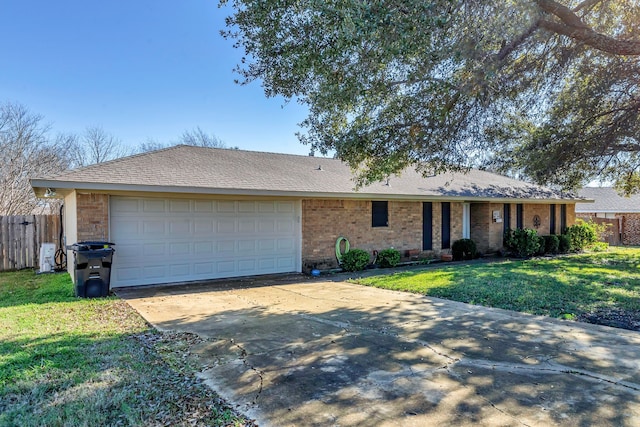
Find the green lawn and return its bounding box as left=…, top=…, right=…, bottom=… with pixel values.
left=354, top=247, right=640, bottom=326
left=0, top=270, right=248, bottom=426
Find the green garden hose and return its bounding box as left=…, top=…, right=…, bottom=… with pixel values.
left=335, top=236, right=350, bottom=264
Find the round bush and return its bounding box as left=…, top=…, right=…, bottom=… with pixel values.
left=503, top=228, right=541, bottom=258
left=558, top=234, right=571, bottom=253
left=451, top=239, right=477, bottom=261
left=378, top=248, right=401, bottom=268
left=341, top=249, right=370, bottom=272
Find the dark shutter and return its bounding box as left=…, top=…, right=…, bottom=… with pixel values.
left=516, top=203, right=524, bottom=229
left=503, top=203, right=511, bottom=232
left=372, top=201, right=388, bottom=227
left=550, top=204, right=556, bottom=235
left=423, top=202, right=433, bottom=251
left=441, top=202, right=451, bottom=250
left=560, top=204, right=567, bottom=233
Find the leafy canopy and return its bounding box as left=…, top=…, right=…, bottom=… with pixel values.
left=221, top=0, right=640, bottom=191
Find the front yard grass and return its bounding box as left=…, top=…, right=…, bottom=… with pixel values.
left=0, top=270, right=249, bottom=426
left=354, top=247, right=640, bottom=329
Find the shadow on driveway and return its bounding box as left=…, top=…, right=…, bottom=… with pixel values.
left=117, top=276, right=640, bottom=426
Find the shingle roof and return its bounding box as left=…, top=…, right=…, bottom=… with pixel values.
left=576, top=187, right=640, bottom=213
left=32, top=145, right=580, bottom=201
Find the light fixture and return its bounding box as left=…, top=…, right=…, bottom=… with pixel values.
left=44, top=188, right=57, bottom=198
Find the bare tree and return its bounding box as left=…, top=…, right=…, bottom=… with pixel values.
left=69, top=125, right=130, bottom=168
left=179, top=127, right=227, bottom=148
left=135, top=127, right=234, bottom=153
left=0, top=102, right=69, bottom=215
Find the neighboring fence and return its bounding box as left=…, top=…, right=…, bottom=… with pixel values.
left=592, top=217, right=622, bottom=246
left=0, top=215, right=61, bottom=271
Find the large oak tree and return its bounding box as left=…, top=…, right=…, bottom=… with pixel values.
left=221, top=0, right=640, bottom=192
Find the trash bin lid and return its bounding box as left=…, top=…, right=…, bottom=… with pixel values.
left=67, top=241, right=115, bottom=252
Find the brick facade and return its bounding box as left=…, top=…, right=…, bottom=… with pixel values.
left=470, top=203, right=504, bottom=254
left=623, top=214, right=640, bottom=245
left=76, top=193, right=109, bottom=241
left=70, top=193, right=581, bottom=274
left=301, top=199, right=467, bottom=271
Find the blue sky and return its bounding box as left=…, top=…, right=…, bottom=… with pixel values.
left=1, top=0, right=310, bottom=155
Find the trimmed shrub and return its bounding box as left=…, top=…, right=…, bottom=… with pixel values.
left=565, top=219, right=602, bottom=252
left=451, top=239, right=477, bottom=261
left=341, top=249, right=370, bottom=272
left=378, top=248, right=401, bottom=268
left=542, top=235, right=560, bottom=254
left=504, top=228, right=541, bottom=258
left=558, top=234, right=571, bottom=253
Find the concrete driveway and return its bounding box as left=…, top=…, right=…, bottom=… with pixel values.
left=117, top=275, right=640, bottom=426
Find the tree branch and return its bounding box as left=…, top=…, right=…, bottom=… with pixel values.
left=535, top=0, right=640, bottom=55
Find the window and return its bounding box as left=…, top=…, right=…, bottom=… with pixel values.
left=462, top=203, right=470, bottom=239
left=550, top=204, right=556, bottom=235
left=423, top=202, right=433, bottom=250
left=503, top=203, right=511, bottom=232
left=372, top=201, right=388, bottom=227
left=516, top=203, right=524, bottom=229
left=441, top=202, right=451, bottom=249
left=560, top=204, right=567, bottom=233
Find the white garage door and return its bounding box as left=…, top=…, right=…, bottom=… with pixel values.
left=109, top=196, right=301, bottom=287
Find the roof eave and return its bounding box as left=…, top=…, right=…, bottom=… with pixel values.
left=30, top=179, right=583, bottom=203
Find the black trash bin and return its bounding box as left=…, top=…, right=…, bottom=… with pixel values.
left=68, top=241, right=115, bottom=298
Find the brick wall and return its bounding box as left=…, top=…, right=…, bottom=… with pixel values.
left=524, top=204, right=551, bottom=235
left=470, top=203, right=490, bottom=253
left=622, top=214, right=640, bottom=245
left=301, top=199, right=467, bottom=270
left=301, top=199, right=422, bottom=271
left=76, top=193, right=109, bottom=241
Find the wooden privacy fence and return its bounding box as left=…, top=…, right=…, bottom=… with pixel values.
left=0, top=215, right=61, bottom=271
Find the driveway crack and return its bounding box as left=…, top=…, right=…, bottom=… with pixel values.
left=233, top=341, right=264, bottom=403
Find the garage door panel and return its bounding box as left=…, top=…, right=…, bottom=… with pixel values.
left=277, top=257, right=296, bottom=269
left=258, top=220, right=275, bottom=233
left=143, top=243, right=165, bottom=256
left=169, top=220, right=190, bottom=234
left=110, top=196, right=300, bottom=287
left=170, top=264, right=190, bottom=276
left=217, top=219, right=235, bottom=233
left=143, top=221, right=165, bottom=235
left=278, top=238, right=295, bottom=250
left=142, top=265, right=166, bottom=279
left=217, top=240, right=235, bottom=253
left=169, top=199, right=190, bottom=212
left=194, top=241, right=214, bottom=254
left=194, top=219, right=214, bottom=233
left=216, top=201, right=234, bottom=213
left=238, top=259, right=256, bottom=272
left=238, top=201, right=255, bottom=213
left=238, top=219, right=255, bottom=233
left=169, top=242, right=190, bottom=255
left=143, top=199, right=166, bottom=212
left=278, top=202, right=294, bottom=213
left=217, top=261, right=235, bottom=273
left=258, top=202, right=275, bottom=213
left=112, top=198, right=140, bottom=213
